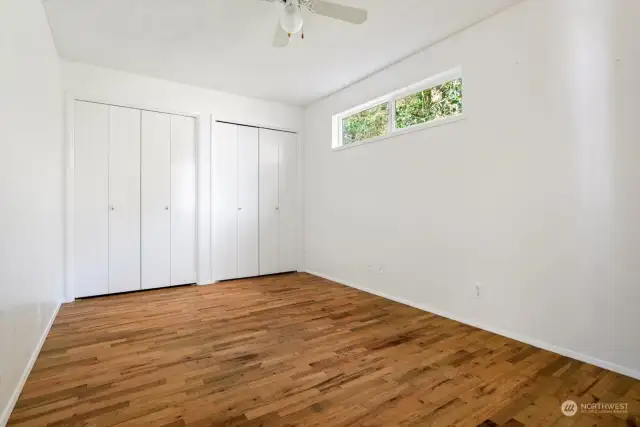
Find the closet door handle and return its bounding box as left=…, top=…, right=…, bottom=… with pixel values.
left=109, top=205, right=115, bottom=211
left=275, top=206, right=279, bottom=211
left=238, top=207, right=242, bottom=211
left=165, top=206, right=169, bottom=211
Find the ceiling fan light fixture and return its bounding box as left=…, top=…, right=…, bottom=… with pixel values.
left=280, top=1, right=304, bottom=35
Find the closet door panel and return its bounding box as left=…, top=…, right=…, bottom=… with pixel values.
left=108, top=106, right=141, bottom=294
left=237, top=126, right=259, bottom=278
left=278, top=132, right=298, bottom=273
left=212, top=122, right=238, bottom=280
left=141, top=111, right=171, bottom=290
left=74, top=101, right=109, bottom=298
left=259, top=129, right=280, bottom=275
left=170, top=115, right=197, bottom=285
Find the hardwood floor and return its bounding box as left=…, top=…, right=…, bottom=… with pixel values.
left=8, top=273, right=639, bottom=426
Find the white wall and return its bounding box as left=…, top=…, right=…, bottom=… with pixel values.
left=304, top=0, right=640, bottom=378
left=0, top=0, right=64, bottom=424
left=61, top=61, right=304, bottom=290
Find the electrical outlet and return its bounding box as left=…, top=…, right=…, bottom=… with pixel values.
left=475, top=284, right=481, bottom=298
left=379, top=267, right=385, bottom=274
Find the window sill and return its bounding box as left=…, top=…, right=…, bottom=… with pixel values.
left=332, top=114, right=466, bottom=152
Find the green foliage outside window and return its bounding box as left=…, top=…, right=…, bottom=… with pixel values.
left=342, top=103, right=388, bottom=145
left=339, top=78, right=463, bottom=146
left=395, top=79, right=463, bottom=129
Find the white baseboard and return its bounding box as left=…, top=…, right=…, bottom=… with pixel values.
left=304, top=270, right=640, bottom=381
left=0, top=303, right=61, bottom=427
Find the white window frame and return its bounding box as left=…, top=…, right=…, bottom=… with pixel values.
left=332, top=67, right=465, bottom=151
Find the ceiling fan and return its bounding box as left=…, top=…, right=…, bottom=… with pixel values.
left=262, top=0, right=368, bottom=47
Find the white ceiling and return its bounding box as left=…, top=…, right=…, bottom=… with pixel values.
left=44, top=0, right=521, bottom=106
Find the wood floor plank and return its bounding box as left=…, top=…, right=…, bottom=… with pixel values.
left=7, top=273, right=639, bottom=426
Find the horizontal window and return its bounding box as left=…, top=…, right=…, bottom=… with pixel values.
left=395, top=78, right=463, bottom=130
left=342, top=102, right=388, bottom=146
left=333, top=69, right=464, bottom=149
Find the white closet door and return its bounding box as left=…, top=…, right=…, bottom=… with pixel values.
left=278, top=132, right=298, bottom=273
left=74, top=101, right=109, bottom=298
left=237, top=126, right=259, bottom=278
left=212, top=122, right=238, bottom=280
left=170, top=115, right=197, bottom=285
left=141, top=111, right=171, bottom=290
left=108, top=106, right=141, bottom=294
left=238, top=126, right=260, bottom=277
left=259, top=129, right=280, bottom=275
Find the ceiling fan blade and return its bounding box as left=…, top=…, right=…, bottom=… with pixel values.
left=312, top=1, right=368, bottom=24
left=273, top=22, right=290, bottom=48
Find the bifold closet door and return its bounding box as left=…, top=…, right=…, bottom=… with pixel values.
left=278, top=132, right=298, bottom=272
left=74, top=101, right=109, bottom=298
left=212, top=122, right=239, bottom=280
left=259, top=129, right=280, bottom=275
left=108, top=106, right=141, bottom=294
left=237, top=126, right=259, bottom=278
left=141, top=111, right=171, bottom=290
left=170, top=115, right=197, bottom=285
